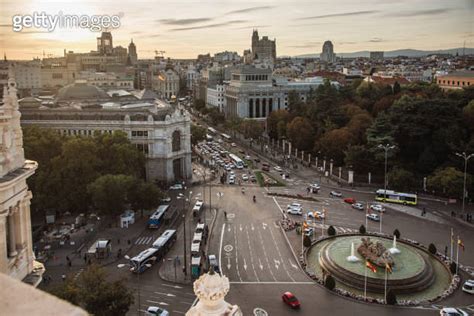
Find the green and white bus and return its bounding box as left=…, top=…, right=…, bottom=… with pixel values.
left=375, top=189, right=417, bottom=206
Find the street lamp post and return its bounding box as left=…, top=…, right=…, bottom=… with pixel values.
left=119, top=258, right=153, bottom=316
left=378, top=144, right=395, bottom=201
left=455, top=152, right=474, bottom=214
left=178, top=191, right=192, bottom=277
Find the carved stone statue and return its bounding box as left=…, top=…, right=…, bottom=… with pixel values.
left=357, top=237, right=394, bottom=267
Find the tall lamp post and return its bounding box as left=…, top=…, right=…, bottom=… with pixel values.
left=177, top=191, right=192, bottom=277
left=378, top=144, right=395, bottom=201
left=455, top=152, right=474, bottom=214
left=119, top=258, right=153, bottom=316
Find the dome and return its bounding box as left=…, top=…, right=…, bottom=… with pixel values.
left=56, top=81, right=110, bottom=101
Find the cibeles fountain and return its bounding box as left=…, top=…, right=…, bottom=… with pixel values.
left=306, top=234, right=452, bottom=302
left=186, top=268, right=242, bottom=316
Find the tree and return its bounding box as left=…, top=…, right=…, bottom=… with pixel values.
left=266, top=110, right=290, bottom=139
left=344, top=145, right=375, bottom=174
left=449, top=261, right=457, bottom=274
left=386, top=289, right=397, bottom=305
left=393, top=229, right=401, bottom=239
left=129, top=180, right=163, bottom=217
left=51, top=265, right=134, bottom=316
left=359, top=225, right=366, bottom=234
left=427, top=167, right=469, bottom=198
left=303, top=235, right=312, bottom=247
left=428, top=243, right=437, bottom=255
left=193, top=99, right=206, bottom=112
left=191, top=124, right=206, bottom=145
left=88, top=174, right=136, bottom=216
left=315, top=128, right=353, bottom=166
left=286, top=116, right=314, bottom=151
left=462, top=100, right=474, bottom=131
left=207, top=107, right=225, bottom=126
left=327, top=225, right=336, bottom=236
left=324, top=275, right=336, bottom=290
left=240, top=119, right=264, bottom=140
left=388, top=167, right=417, bottom=192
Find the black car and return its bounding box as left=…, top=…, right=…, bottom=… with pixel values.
left=254, top=158, right=261, bottom=163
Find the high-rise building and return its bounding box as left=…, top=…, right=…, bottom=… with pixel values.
left=370, top=51, right=384, bottom=60
left=251, top=30, right=276, bottom=63
left=128, top=39, right=138, bottom=65
left=97, top=32, right=114, bottom=55
left=320, top=41, right=336, bottom=63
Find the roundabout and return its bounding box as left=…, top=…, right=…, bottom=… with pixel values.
left=305, top=234, right=454, bottom=304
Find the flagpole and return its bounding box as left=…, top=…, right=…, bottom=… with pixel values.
left=365, top=205, right=368, bottom=230
left=364, top=261, right=367, bottom=300
left=379, top=210, right=382, bottom=233
left=456, top=236, right=460, bottom=275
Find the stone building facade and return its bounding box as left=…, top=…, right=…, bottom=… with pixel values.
left=251, top=30, right=276, bottom=63
left=0, top=71, right=41, bottom=286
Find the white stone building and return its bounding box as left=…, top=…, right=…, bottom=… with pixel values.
left=12, top=60, right=42, bottom=90
left=206, top=84, right=225, bottom=112
left=0, top=71, right=42, bottom=287
left=20, top=82, right=192, bottom=183
left=77, top=71, right=134, bottom=90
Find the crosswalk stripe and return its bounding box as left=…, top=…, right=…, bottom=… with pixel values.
left=135, top=237, right=142, bottom=245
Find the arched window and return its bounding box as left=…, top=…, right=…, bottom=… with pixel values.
left=172, top=130, right=181, bottom=152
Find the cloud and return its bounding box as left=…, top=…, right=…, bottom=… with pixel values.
left=226, top=6, right=274, bottom=15
left=0, top=24, right=12, bottom=27
left=389, top=8, right=453, bottom=17
left=158, top=18, right=214, bottom=25
left=170, top=20, right=247, bottom=31
left=338, top=41, right=357, bottom=45
left=233, top=24, right=270, bottom=30
left=369, top=37, right=383, bottom=42
left=287, top=42, right=321, bottom=48
left=299, top=10, right=378, bottom=20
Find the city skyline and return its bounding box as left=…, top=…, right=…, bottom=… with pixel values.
left=1, top=0, right=473, bottom=60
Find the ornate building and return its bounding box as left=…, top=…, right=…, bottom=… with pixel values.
left=128, top=39, right=138, bottom=65
left=0, top=69, right=42, bottom=286
left=251, top=30, right=276, bottom=63
left=20, top=81, right=192, bottom=183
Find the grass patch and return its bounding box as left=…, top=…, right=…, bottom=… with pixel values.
left=254, top=170, right=286, bottom=187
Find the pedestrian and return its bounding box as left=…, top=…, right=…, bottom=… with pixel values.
left=117, top=238, right=120, bottom=245
left=68, top=260, right=72, bottom=268
left=66, top=255, right=70, bottom=262
left=83, top=254, right=87, bottom=264
left=444, top=245, right=448, bottom=258
left=128, top=239, right=131, bottom=245
left=61, top=274, right=66, bottom=282
left=224, top=211, right=227, bottom=219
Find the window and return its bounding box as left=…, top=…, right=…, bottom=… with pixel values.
left=172, top=130, right=181, bottom=152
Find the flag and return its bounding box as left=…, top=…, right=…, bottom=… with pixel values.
left=458, top=238, right=465, bottom=251
left=366, top=261, right=377, bottom=273
left=313, top=211, right=320, bottom=220
left=385, top=263, right=392, bottom=274
left=303, top=221, right=308, bottom=229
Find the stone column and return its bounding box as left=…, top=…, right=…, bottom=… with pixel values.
left=308, top=153, right=311, bottom=164
left=329, top=160, right=333, bottom=176
left=323, top=159, right=326, bottom=172
left=288, top=142, right=292, bottom=157
left=339, top=167, right=342, bottom=180
left=368, top=172, right=372, bottom=184
left=8, top=211, right=17, bottom=257
left=301, top=150, right=304, bottom=161
left=315, top=157, right=318, bottom=169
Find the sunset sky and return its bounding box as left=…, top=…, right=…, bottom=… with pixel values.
left=0, top=0, right=472, bottom=60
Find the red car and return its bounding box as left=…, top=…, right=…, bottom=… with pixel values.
left=344, top=197, right=356, bottom=204
left=282, top=292, right=300, bottom=309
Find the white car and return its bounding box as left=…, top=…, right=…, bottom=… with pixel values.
left=169, top=183, right=183, bottom=190
left=462, top=279, right=474, bottom=294
left=366, top=213, right=380, bottom=222
left=352, top=203, right=364, bottom=211
left=310, top=183, right=321, bottom=190
left=274, top=166, right=283, bottom=172
left=307, top=211, right=325, bottom=219
left=242, top=174, right=249, bottom=181
left=440, top=308, right=469, bottom=316
left=370, top=204, right=385, bottom=212
left=329, top=191, right=342, bottom=197
left=303, top=227, right=315, bottom=237
left=287, top=202, right=303, bottom=215
left=245, top=155, right=251, bottom=160
left=145, top=306, right=169, bottom=316
left=231, top=143, right=237, bottom=147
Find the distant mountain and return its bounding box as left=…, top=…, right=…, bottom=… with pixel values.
left=295, top=47, right=474, bottom=59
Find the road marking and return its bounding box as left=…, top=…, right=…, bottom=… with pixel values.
left=154, top=292, right=176, bottom=297
left=268, top=225, right=296, bottom=282
left=228, top=225, right=231, bottom=232
left=162, top=284, right=183, bottom=289
left=233, top=226, right=242, bottom=282
left=274, top=259, right=280, bottom=269
left=146, top=300, right=169, bottom=306
left=258, top=258, right=264, bottom=270
left=251, top=223, right=255, bottom=231
left=227, top=257, right=231, bottom=270
left=243, top=258, right=247, bottom=270
left=254, top=308, right=268, bottom=316
left=219, top=223, right=226, bottom=279
left=289, top=258, right=298, bottom=269
left=224, top=245, right=233, bottom=252
left=257, top=228, right=277, bottom=281
left=272, top=197, right=286, bottom=218
left=227, top=213, right=235, bottom=219
left=239, top=224, right=243, bottom=231
left=262, top=222, right=267, bottom=230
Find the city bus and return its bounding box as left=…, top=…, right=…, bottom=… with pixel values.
left=147, top=205, right=169, bottom=228
left=192, top=200, right=204, bottom=217
left=375, top=189, right=418, bottom=206
left=221, top=133, right=231, bottom=142
left=130, top=248, right=159, bottom=273
left=152, top=229, right=177, bottom=259
left=229, top=153, right=244, bottom=169
left=207, top=127, right=217, bottom=134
